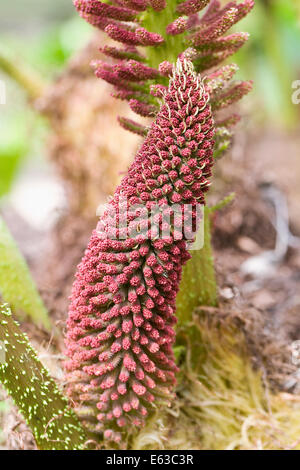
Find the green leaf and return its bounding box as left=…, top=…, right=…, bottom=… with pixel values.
left=0, top=216, right=51, bottom=331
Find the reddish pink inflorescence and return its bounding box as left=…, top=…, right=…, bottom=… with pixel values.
left=65, top=59, right=215, bottom=442
left=74, top=0, right=254, bottom=138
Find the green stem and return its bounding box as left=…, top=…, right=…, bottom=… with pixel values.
left=0, top=49, right=45, bottom=100
left=141, top=6, right=218, bottom=318
left=0, top=304, right=88, bottom=450
left=176, top=208, right=218, bottom=325
left=142, top=2, right=183, bottom=69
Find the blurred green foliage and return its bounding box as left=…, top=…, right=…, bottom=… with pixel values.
left=233, top=0, right=300, bottom=128
left=0, top=116, right=28, bottom=198
left=0, top=216, right=52, bottom=330
left=0, top=0, right=93, bottom=200
left=0, top=82, right=48, bottom=199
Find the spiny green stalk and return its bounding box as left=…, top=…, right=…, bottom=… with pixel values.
left=176, top=208, right=217, bottom=324
left=141, top=7, right=218, bottom=316
left=0, top=216, right=52, bottom=331
left=0, top=304, right=88, bottom=450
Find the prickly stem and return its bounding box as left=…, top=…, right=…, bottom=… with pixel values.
left=0, top=304, right=88, bottom=450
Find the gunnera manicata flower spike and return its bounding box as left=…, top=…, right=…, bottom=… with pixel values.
left=74, top=0, right=254, bottom=146
left=65, top=58, right=215, bottom=443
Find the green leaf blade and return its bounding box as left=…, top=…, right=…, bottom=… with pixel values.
left=0, top=216, right=51, bottom=331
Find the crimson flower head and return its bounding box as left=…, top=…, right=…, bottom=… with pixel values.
left=65, top=59, right=215, bottom=443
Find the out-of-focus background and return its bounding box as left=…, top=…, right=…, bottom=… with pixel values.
left=0, top=1, right=92, bottom=239
left=0, top=0, right=300, bottom=448
left=1, top=0, right=300, bottom=233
